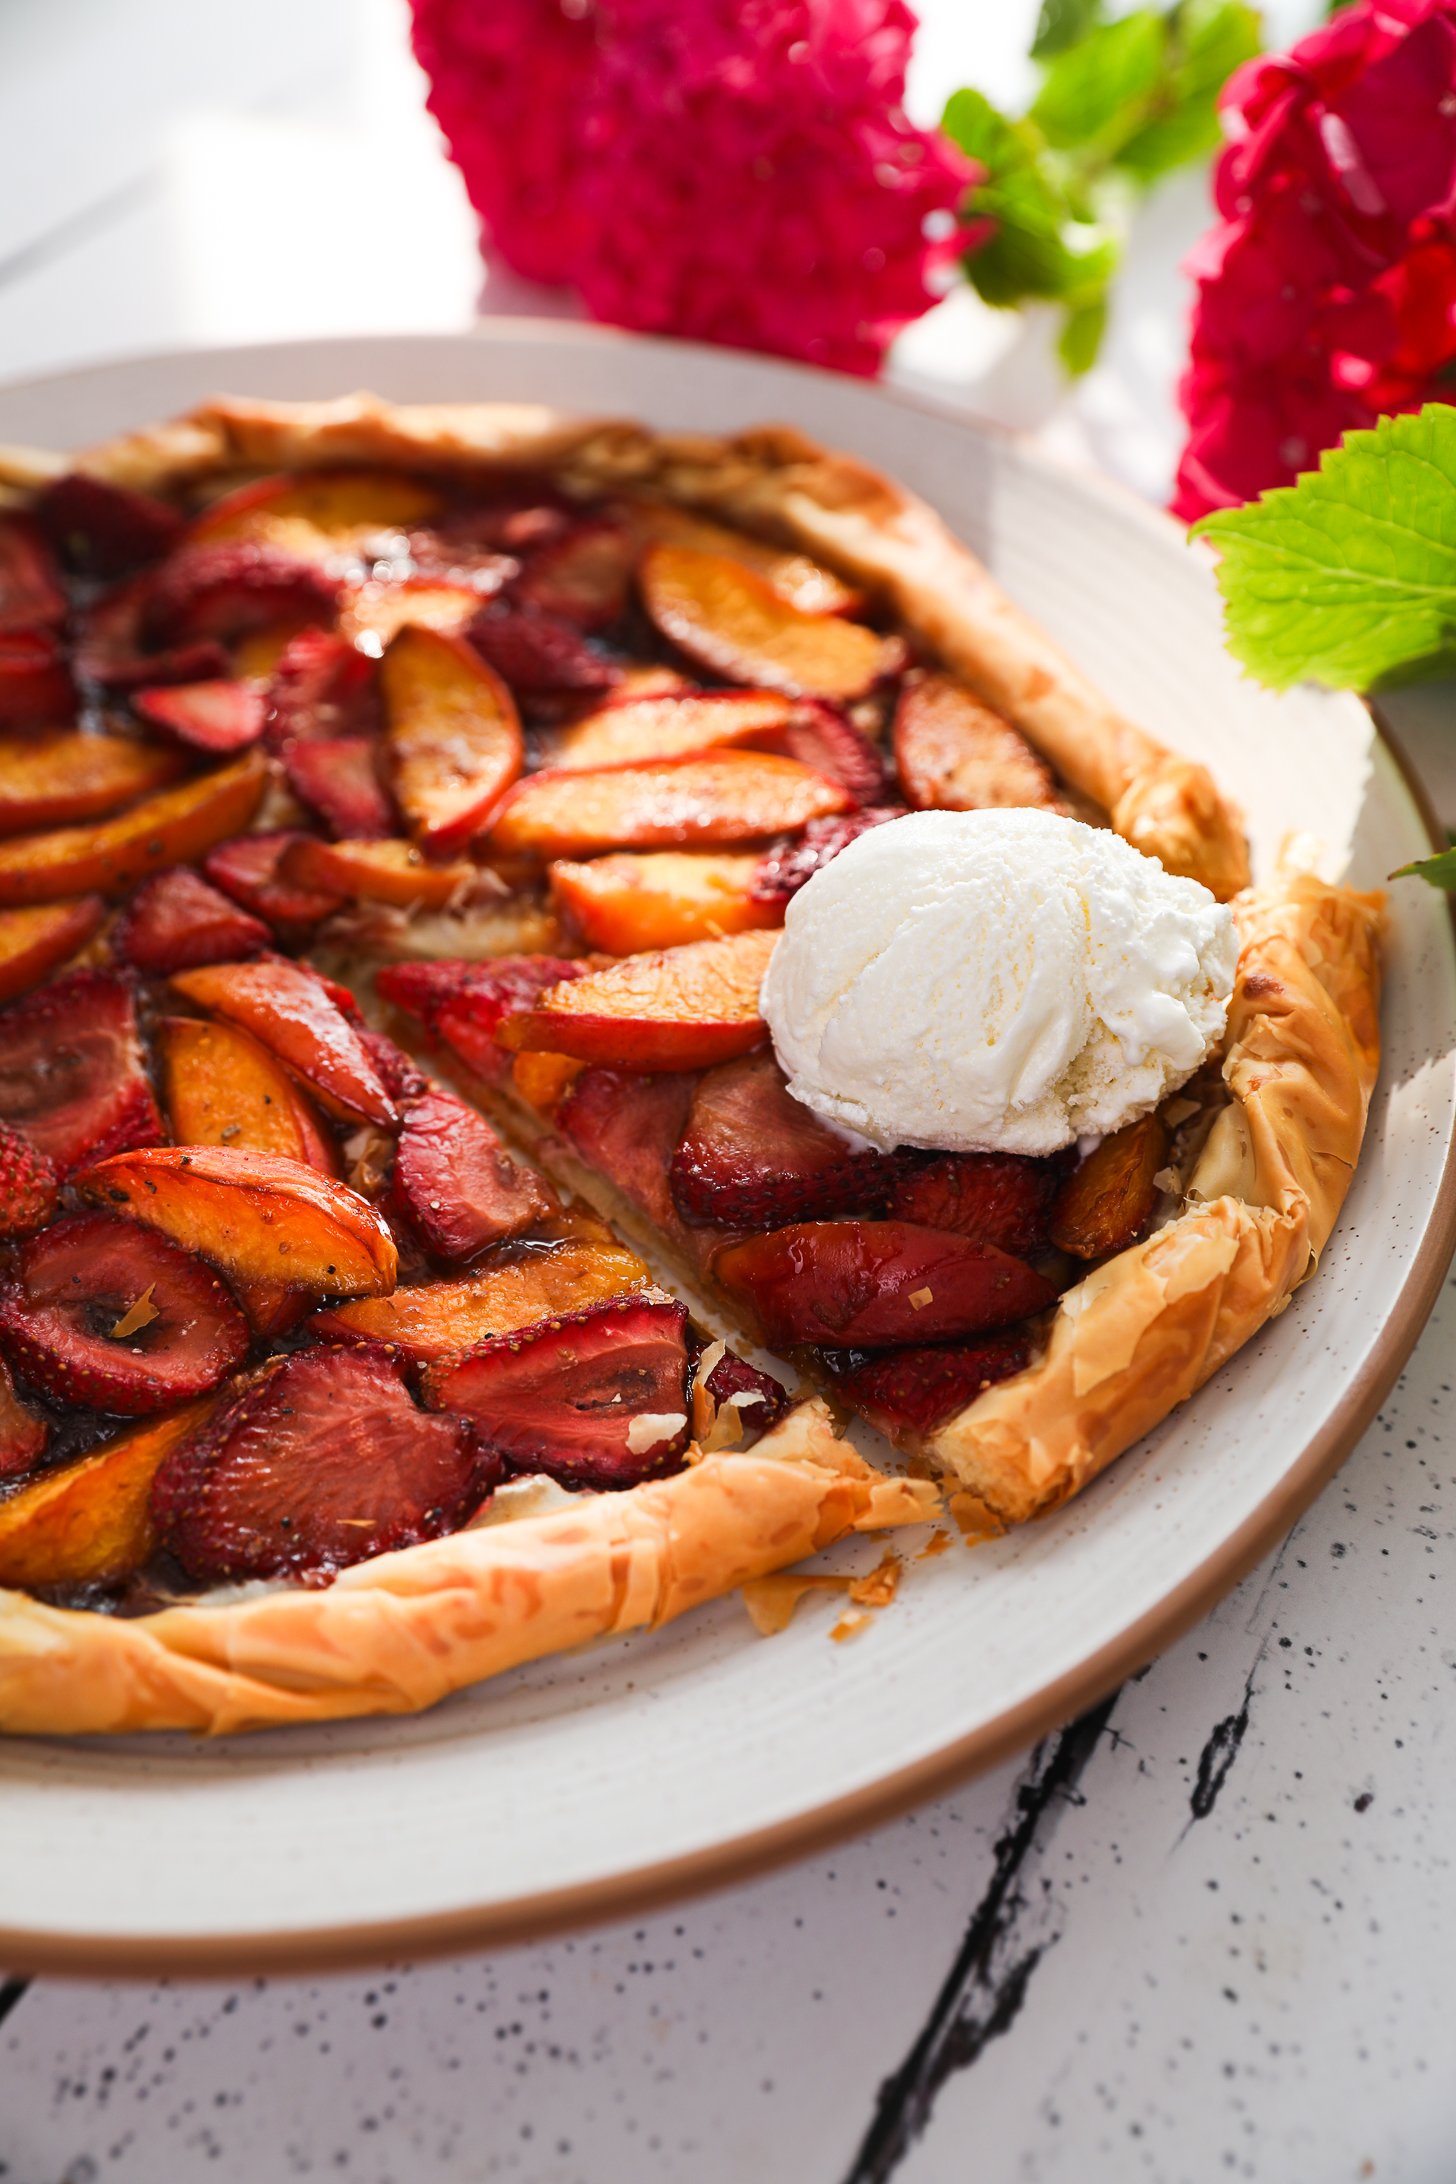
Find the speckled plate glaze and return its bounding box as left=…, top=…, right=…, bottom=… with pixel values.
left=0, top=328, right=1451, bottom=1977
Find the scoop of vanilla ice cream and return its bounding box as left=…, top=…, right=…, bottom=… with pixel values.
left=760, top=808, right=1239, bottom=1156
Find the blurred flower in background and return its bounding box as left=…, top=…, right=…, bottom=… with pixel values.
left=410, top=0, right=973, bottom=374
left=1174, top=0, right=1456, bottom=517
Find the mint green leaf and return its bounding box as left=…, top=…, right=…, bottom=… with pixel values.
left=1058, top=293, right=1109, bottom=375
left=943, top=88, right=1119, bottom=309
left=1391, top=845, right=1456, bottom=889
left=1031, top=0, right=1105, bottom=60
left=1114, top=0, right=1263, bottom=183
left=1030, top=11, right=1166, bottom=157
left=1195, top=406, right=1456, bottom=690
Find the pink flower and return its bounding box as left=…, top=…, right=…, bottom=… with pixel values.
left=410, top=0, right=972, bottom=376
left=1173, top=0, right=1456, bottom=520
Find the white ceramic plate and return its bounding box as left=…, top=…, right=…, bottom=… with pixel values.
left=0, top=327, right=1451, bottom=1975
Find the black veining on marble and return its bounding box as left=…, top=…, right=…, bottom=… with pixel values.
left=0, top=1977, right=31, bottom=2031
left=841, top=1693, right=1120, bottom=2184
left=1187, top=1653, right=1261, bottom=1823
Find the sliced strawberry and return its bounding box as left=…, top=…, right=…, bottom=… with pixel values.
left=133, top=679, right=267, bottom=755
left=0, top=898, right=106, bottom=1005
left=170, top=957, right=397, bottom=1129
left=0, top=1121, right=58, bottom=1239
left=0, top=969, right=163, bottom=1177
left=0, top=631, right=75, bottom=727
left=424, top=1289, right=691, bottom=1489
left=141, top=542, right=338, bottom=647
left=744, top=704, right=890, bottom=808
left=499, top=928, right=777, bottom=1072
left=466, top=602, right=621, bottom=697
left=376, top=955, right=585, bottom=1084
left=669, top=1051, right=897, bottom=1226
left=203, top=829, right=345, bottom=934
left=750, top=806, right=906, bottom=906
left=76, top=579, right=227, bottom=692
left=0, top=515, right=65, bottom=636
left=490, top=752, right=848, bottom=861
left=557, top=1067, right=699, bottom=1236
left=390, top=1088, right=551, bottom=1263
left=511, top=517, right=633, bottom=629
left=282, top=735, right=398, bottom=840
left=151, top=1345, right=484, bottom=1583
left=412, top=485, right=571, bottom=565
left=888, top=1152, right=1065, bottom=1259
left=0, top=1210, right=249, bottom=1415
left=716, top=1220, right=1059, bottom=1350
left=0, top=1353, right=47, bottom=1477
left=358, top=1029, right=429, bottom=1107
left=821, top=1333, right=1030, bottom=1436
left=266, top=625, right=379, bottom=747
left=35, top=471, right=184, bottom=578
left=893, top=672, right=1062, bottom=813
left=691, top=1341, right=790, bottom=1442
left=112, top=866, right=269, bottom=975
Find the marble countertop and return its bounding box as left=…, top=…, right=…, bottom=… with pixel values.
left=0, top=4, right=1451, bottom=2178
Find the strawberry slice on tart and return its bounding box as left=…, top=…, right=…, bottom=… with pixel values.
left=0, top=968, right=164, bottom=1177
left=819, top=1333, right=1031, bottom=1438
left=34, top=472, right=183, bottom=579
left=0, top=514, right=66, bottom=636
left=0, top=1122, right=59, bottom=1241
left=669, top=1050, right=899, bottom=1226
left=390, top=1087, right=552, bottom=1262
left=112, top=867, right=270, bottom=975
left=203, top=830, right=346, bottom=935
left=377, top=954, right=587, bottom=1085
left=133, top=679, right=267, bottom=755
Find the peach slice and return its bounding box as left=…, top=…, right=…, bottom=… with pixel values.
left=625, top=502, right=861, bottom=615
left=498, top=927, right=777, bottom=1070
left=639, top=546, right=899, bottom=701
left=893, top=672, right=1063, bottom=813
left=0, top=1395, right=218, bottom=1590
left=280, top=835, right=477, bottom=910
left=170, top=957, right=397, bottom=1129
left=0, top=750, right=268, bottom=906
left=550, top=850, right=779, bottom=953
left=0, top=730, right=185, bottom=836
left=1050, top=1113, right=1169, bottom=1260
left=189, top=468, right=443, bottom=558
left=0, top=897, right=105, bottom=1003
left=548, top=689, right=794, bottom=772
left=311, top=1236, right=648, bottom=1364
left=380, top=624, right=524, bottom=855
left=158, top=1015, right=339, bottom=1175
left=78, top=1145, right=398, bottom=1297
left=488, top=751, right=848, bottom=860
left=339, top=577, right=482, bottom=652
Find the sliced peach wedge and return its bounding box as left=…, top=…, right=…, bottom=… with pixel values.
left=0, top=897, right=105, bottom=1003
left=339, top=577, right=481, bottom=653
left=312, top=1234, right=647, bottom=1365
left=157, top=1015, right=339, bottom=1174
left=497, top=927, right=777, bottom=1071
left=281, top=835, right=478, bottom=910
left=170, top=956, right=397, bottom=1129
left=622, top=501, right=861, bottom=616
left=77, top=1146, right=398, bottom=1297
left=550, top=850, right=779, bottom=952
left=188, top=468, right=443, bottom=559
left=0, top=1395, right=219, bottom=1590
left=0, top=730, right=186, bottom=836
left=488, top=751, right=848, bottom=861
left=0, top=750, right=268, bottom=906
left=639, top=545, right=901, bottom=701
left=546, top=689, right=794, bottom=772
left=380, top=624, right=523, bottom=856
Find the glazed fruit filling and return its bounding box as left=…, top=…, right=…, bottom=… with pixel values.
left=0, top=459, right=1174, bottom=1611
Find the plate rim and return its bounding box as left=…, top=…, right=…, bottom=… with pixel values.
left=0, top=325, right=1451, bottom=1979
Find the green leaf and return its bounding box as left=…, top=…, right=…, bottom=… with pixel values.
left=1058, top=294, right=1109, bottom=375
left=1115, top=0, right=1263, bottom=183
left=1030, top=11, right=1166, bottom=157
left=1391, top=845, right=1456, bottom=889
left=1194, top=405, right=1456, bottom=691
left=1031, top=0, right=1105, bottom=60
left=942, top=87, right=1120, bottom=310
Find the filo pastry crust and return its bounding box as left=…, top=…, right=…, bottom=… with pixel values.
left=0, top=1402, right=936, bottom=1737
left=0, top=391, right=1249, bottom=899
left=925, top=865, right=1386, bottom=1526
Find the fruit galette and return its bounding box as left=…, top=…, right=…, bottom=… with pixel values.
left=0, top=393, right=1383, bottom=1735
